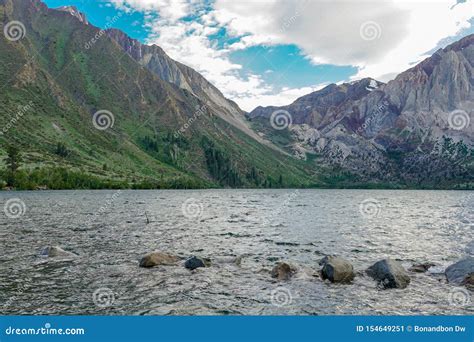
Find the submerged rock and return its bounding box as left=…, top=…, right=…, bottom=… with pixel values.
left=366, top=259, right=410, bottom=289
left=461, top=273, right=474, bottom=291
left=409, top=262, right=435, bottom=273
left=139, top=252, right=180, bottom=268
left=184, top=256, right=211, bottom=270
left=320, top=256, right=355, bottom=283
left=41, top=246, right=77, bottom=258
left=445, top=257, right=474, bottom=285
left=271, top=262, right=297, bottom=280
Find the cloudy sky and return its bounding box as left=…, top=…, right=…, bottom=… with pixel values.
left=45, top=0, right=473, bottom=111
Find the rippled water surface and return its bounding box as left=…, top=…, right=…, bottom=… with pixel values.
left=0, top=189, right=472, bottom=315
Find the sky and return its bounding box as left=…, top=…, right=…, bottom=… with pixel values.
left=44, top=0, right=474, bottom=112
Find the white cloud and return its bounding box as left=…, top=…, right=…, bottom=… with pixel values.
left=213, top=0, right=474, bottom=82
left=108, top=0, right=473, bottom=111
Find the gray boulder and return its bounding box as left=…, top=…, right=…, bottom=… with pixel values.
left=139, top=252, right=180, bottom=268
left=408, top=262, right=435, bottom=273
left=366, top=259, right=410, bottom=289
left=445, top=257, right=474, bottom=285
left=41, top=246, right=77, bottom=258
left=271, top=262, right=297, bottom=280
left=184, top=256, right=211, bottom=270
left=320, top=256, right=355, bottom=283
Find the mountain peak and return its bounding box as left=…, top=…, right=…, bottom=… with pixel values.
left=56, top=5, right=88, bottom=25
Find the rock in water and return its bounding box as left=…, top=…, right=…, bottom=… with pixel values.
left=320, top=256, right=355, bottom=283
left=445, top=257, right=474, bottom=285
left=271, top=262, right=297, bottom=280
left=366, top=259, right=410, bottom=289
left=139, top=252, right=180, bottom=268
left=41, top=246, right=77, bottom=258
left=408, top=262, right=435, bottom=273
left=461, top=273, right=474, bottom=291
left=184, top=256, right=211, bottom=270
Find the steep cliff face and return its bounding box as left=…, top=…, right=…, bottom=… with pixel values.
left=248, top=35, right=473, bottom=187
left=105, top=28, right=269, bottom=144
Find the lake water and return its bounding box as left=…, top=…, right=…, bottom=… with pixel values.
left=0, top=189, right=472, bottom=315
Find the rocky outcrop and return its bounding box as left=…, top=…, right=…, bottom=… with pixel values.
left=366, top=259, right=410, bottom=289
left=271, top=262, right=297, bottom=280
left=248, top=35, right=474, bottom=185
left=461, top=273, right=474, bottom=291
left=319, top=256, right=355, bottom=283
left=445, top=257, right=474, bottom=285
left=184, top=256, right=211, bottom=270
left=409, top=262, right=435, bottom=273
left=41, top=246, right=77, bottom=258
left=139, top=252, right=180, bottom=268
left=56, top=6, right=89, bottom=25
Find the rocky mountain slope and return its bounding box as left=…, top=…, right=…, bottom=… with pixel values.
left=248, top=35, right=473, bottom=188
left=0, top=0, right=317, bottom=189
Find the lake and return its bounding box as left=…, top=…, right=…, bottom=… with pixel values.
left=0, top=189, right=472, bottom=315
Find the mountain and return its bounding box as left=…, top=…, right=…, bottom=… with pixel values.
left=248, top=35, right=473, bottom=188
left=0, top=0, right=317, bottom=189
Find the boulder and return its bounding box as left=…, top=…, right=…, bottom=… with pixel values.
left=139, top=252, right=180, bottom=268
left=461, top=273, right=474, bottom=291
left=271, top=262, right=297, bottom=280
left=184, top=256, right=211, bottom=270
left=408, top=262, right=435, bottom=273
left=41, top=246, right=77, bottom=258
left=445, top=257, right=474, bottom=285
left=320, top=256, right=355, bottom=283
left=366, top=259, right=410, bottom=289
